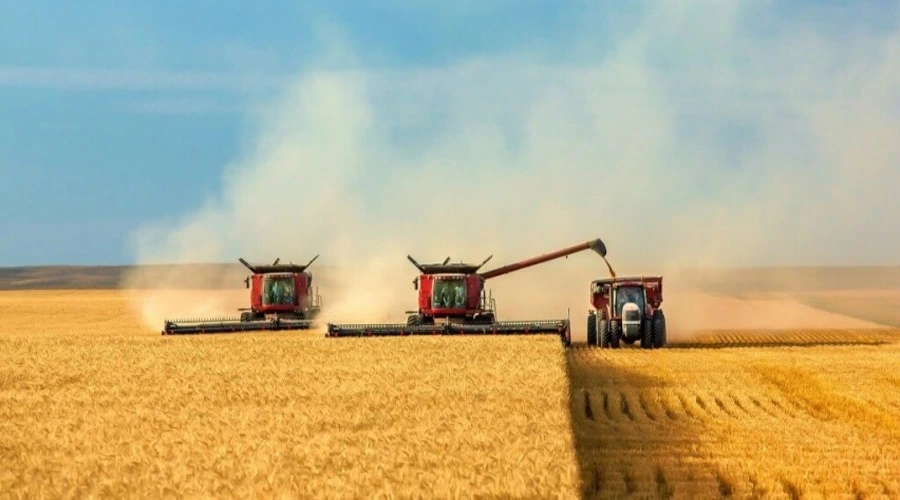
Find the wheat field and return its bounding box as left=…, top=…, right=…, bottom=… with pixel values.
left=0, top=291, right=579, bottom=498
left=568, top=345, right=900, bottom=499
left=2, top=290, right=900, bottom=498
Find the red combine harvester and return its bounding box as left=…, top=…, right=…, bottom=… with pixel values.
left=325, top=238, right=607, bottom=338
left=161, top=256, right=323, bottom=335
left=578, top=273, right=667, bottom=349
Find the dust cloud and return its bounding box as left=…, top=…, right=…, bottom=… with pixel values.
left=122, top=2, right=900, bottom=334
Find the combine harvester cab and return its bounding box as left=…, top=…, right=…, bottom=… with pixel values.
left=325, top=238, right=608, bottom=340
left=568, top=274, right=667, bottom=349
left=161, top=255, right=323, bottom=335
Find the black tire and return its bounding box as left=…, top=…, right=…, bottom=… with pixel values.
left=609, top=321, right=621, bottom=349
left=240, top=312, right=253, bottom=322
left=407, top=314, right=420, bottom=326
left=641, top=316, right=654, bottom=349
left=599, top=318, right=611, bottom=348
left=587, top=312, right=597, bottom=346
left=653, top=310, right=667, bottom=348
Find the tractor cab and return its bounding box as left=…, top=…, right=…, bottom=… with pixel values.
left=412, top=272, right=488, bottom=318
left=406, top=254, right=496, bottom=324
left=612, top=284, right=646, bottom=316
left=261, top=273, right=297, bottom=306
left=247, top=272, right=310, bottom=314
left=238, top=256, right=322, bottom=320
left=431, top=275, right=468, bottom=310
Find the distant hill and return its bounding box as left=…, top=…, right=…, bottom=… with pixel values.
left=0, top=263, right=242, bottom=290
left=1, top=264, right=899, bottom=292
left=676, top=266, right=900, bottom=294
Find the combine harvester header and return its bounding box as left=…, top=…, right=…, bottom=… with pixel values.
left=325, top=238, right=608, bottom=339
left=162, top=255, right=323, bottom=335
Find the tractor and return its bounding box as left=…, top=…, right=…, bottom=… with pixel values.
left=585, top=276, right=667, bottom=348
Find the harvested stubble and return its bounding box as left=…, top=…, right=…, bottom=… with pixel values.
left=0, top=291, right=579, bottom=498
left=568, top=343, right=900, bottom=499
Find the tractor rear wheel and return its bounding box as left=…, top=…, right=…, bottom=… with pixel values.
left=652, top=310, right=667, bottom=348
left=642, top=318, right=653, bottom=347
left=587, top=311, right=597, bottom=346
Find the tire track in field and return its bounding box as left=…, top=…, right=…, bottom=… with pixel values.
left=745, top=393, right=800, bottom=420
left=598, top=389, right=693, bottom=429
left=766, top=395, right=802, bottom=419
left=674, top=391, right=704, bottom=422
left=726, top=393, right=755, bottom=418
left=657, top=392, right=681, bottom=421
left=566, top=346, right=900, bottom=499
left=637, top=393, right=657, bottom=422
left=591, top=385, right=804, bottom=428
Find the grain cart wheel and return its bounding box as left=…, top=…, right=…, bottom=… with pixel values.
left=609, top=321, right=621, bottom=349
left=652, top=310, right=667, bottom=348
left=587, top=311, right=598, bottom=346
left=599, top=317, right=611, bottom=348
left=641, top=317, right=654, bottom=349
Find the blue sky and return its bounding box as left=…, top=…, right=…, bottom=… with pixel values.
left=2, top=0, right=899, bottom=266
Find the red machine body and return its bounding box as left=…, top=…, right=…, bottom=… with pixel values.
left=413, top=273, right=486, bottom=321
left=162, top=256, right=322, bottom=335
left=325, top=238, right=607, bottom=338
left=585, top=275, right=667, bottom=349
left=243, top=267, right=320, bottom=321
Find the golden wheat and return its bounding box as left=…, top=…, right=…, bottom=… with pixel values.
left=568, top=343, right=900, bottom=498
left=4, top=290, right=900, bottom=498
left=0, top=291, right=579, bottom=498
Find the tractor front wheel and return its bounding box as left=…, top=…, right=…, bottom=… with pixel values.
left=609, top=321, right=621, bottom=349
left=599, top=317, right=611, bottom=348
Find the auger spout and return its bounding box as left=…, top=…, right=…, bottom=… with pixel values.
left=478, top=238, right=607, bottom=280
